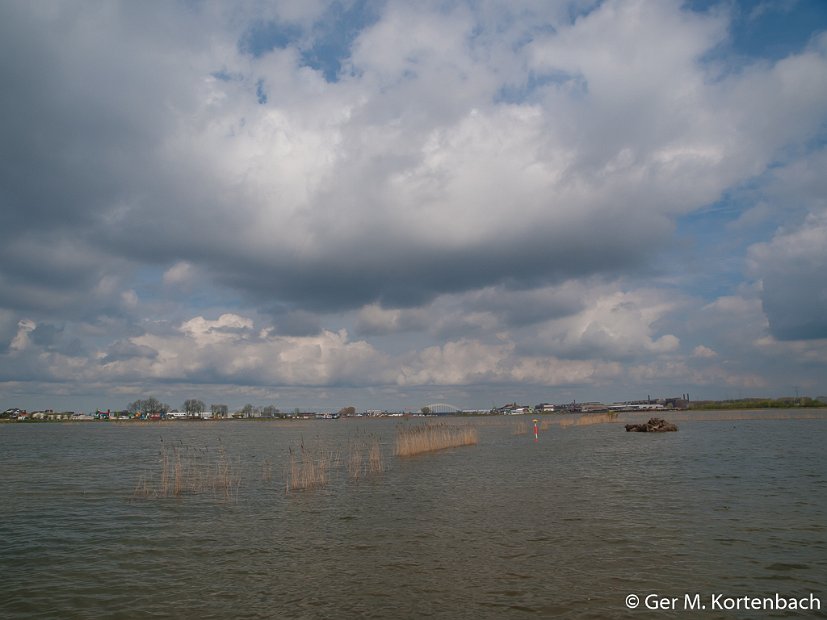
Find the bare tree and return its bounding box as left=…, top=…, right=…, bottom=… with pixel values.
left=127, top=397, right=170, bottom=416
left=262, top=405, right=280, bottom=418
left=183, top=399, right=206, bottom=418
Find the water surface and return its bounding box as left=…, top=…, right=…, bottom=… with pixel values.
left=2, top=412, right=825, bottom=618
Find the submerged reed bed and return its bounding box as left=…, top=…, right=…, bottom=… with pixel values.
left=346, top=433, right=384, bottom=480
left=285, top=431, right=386, bottom=492
left=285, top=438, right=340, bottom=493
left=558, top=413, right=621, bottom=428
left=395, top=422, right=478, bottom=457
left=133, top=438, right=241, bottom=501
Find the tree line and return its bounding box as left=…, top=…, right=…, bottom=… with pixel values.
left=126, top=398, right=229, bottom=417
left=124, top=398, right=359, bottom=418
left=690, top=396, right=825, bottom=410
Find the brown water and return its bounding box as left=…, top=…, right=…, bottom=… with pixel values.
left=1, top=412, right=826, bottom=619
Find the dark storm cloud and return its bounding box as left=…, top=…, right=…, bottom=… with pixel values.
left=752, top=212, right=827, bottom=341
left=0, top=2, right=194, bottom=325
left=0, top=5, right=173, bottom=235
left=207, top=206, right=667, bottom=314
left=762, top=281, right=827, bottom=340
left=465, top=284, right=588, bottom=328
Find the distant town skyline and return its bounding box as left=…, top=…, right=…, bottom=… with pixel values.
left=1, top=0, right=826, bottom=414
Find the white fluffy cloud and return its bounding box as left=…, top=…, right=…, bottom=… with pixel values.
left=97, top=315, right=392, bottom=387
left=355, top=304, right=429, bottom=336
left=692, top=345, right=718, bottom=359
left=531, top=289, right=681, bottom=359
left=9, top=319, right=36, bottom=353
left=397, top=338, right=621, bottom=387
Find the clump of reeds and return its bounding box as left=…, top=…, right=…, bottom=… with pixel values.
left=286, top=438, right=339, bottom=493
left=558, top=413, right=621, bottom=428
left=133, top=438, right=241, bottom=501
left=346, top=433, right=384, bottom=480
left=513, top=420, right=529, bottom=435
left=395, top=423, right=478, bottom=457
left=347, top=437, right=364, bottom=479
left=347, top=439, right=364, bottom=479
left=368, top=437, right=383, bottom=473
left=214, top=444, right=242, bottom=501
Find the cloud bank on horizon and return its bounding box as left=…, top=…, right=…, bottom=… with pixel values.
left=1, top=0, right=826, bottom=411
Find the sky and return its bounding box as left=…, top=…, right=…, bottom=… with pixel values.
left=1, top=0, right=826, bottom=413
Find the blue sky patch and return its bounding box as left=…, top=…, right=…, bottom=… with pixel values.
left=301, top=1, right=381, bottom=82
left=238, top=1, right=381, bottom=82
left=687, top=0, right=827, bottom=61
left=239, top=20, right=302, bottom=57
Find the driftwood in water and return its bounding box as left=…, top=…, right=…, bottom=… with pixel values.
left=625, top=417, right=678, bottom=432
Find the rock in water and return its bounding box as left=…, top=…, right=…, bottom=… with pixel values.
left=624, top=417, right=678, bottom=432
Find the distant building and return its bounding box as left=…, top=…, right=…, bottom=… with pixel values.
left=609, top=402, right=665, bottom=412
left=578, top=402, right=609, bottom=413
left=315, top=412, right=340, bottom=419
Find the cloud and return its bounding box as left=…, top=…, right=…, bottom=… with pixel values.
left=102, top=340, right=159, bottom=363
left=0, top=1, right=826, bottom=408
left=5, top=2, right=826, bottom=317
left=180, top=314, right=256, bottom=346
left=355, top=304, right=429, bottom=336
left=692, top=345, right=718, bottom=359
left=749, top=210, right=827, bottom=340
left=271, top=309, right=323, bottom=337
left=163, top=262, right=195, bottom=288
left=397, top=338, right=620, bottom=387
left=529, top=289, right=681, bottom=360
left=9, top=319, right=35, bottom=353
left=97, top=314, right=392, bottom=387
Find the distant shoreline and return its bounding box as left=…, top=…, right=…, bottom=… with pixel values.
left=3, top=406, right=826, bottom=425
